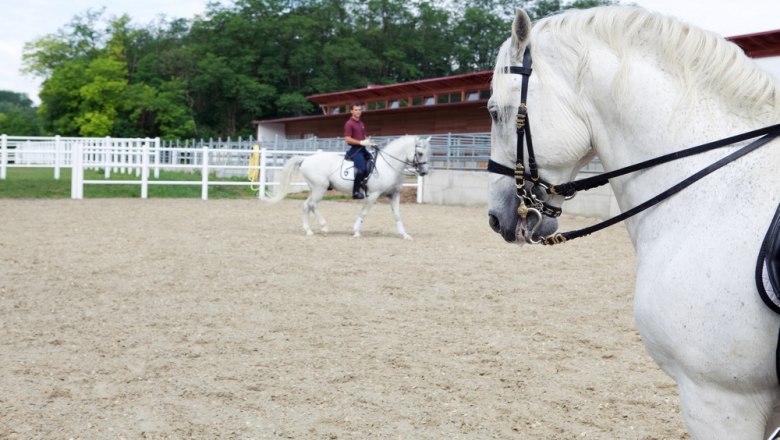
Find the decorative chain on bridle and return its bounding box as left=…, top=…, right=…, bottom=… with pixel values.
left=487, top=45, right=780, bottom=245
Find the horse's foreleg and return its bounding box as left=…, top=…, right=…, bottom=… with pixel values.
left=352, top=194, right=379, bottom=238
left=389, top=191, right=411, bottom=240
left=676, top=374, right=778, bottom=439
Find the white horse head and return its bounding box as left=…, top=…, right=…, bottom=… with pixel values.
left=487, top=6, right=780, bottom=439
left=383, top=134, right=431, bottom=178
left=488, top=6, right=780, bottom=245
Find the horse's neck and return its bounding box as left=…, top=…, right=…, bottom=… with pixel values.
left=585, top=47, right=759, bottom=164
left=379, top=140, right=411, bottom=172
left=579, top=44, right=780, bottom=242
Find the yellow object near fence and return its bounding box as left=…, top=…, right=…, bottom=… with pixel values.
left=248, top=144, right=261, bottom=192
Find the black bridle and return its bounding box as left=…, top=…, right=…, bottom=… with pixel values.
left=377, top=139, right=429, bottom=174
left=487, top=45, right=780, bottom=245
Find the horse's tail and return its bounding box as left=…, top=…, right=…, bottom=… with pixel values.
left=264, top=155, right=306, bottom=204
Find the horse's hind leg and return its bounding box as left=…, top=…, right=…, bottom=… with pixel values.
left=302, top=197, right=315, bottom=236
left=303, top=186, right=328, bottom=235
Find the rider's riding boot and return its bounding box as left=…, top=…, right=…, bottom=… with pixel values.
left=352, top=171, right=365, bottom=199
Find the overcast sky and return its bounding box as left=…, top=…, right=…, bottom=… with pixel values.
left=0, top=0, right=778, bottom=104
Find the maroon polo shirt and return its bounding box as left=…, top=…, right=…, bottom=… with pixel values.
left=344, top=117, right=366, bottom=143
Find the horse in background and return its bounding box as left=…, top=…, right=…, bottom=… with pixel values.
left=267, top=135, right=431, bottom=239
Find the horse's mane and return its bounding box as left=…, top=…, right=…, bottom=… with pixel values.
left=385, top=134, right=417, bottom=153
left=493, top=6, right=779, bottom=121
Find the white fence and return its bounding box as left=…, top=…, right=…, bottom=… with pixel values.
left=1, top=134, right=423, bottom=201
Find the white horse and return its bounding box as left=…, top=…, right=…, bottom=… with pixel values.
left=267, top=135, right=431, bottom=239
left=487, top=6, right=780, bottom=439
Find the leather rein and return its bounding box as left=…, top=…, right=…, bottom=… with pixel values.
left=487, top=45, right=780, bottom=246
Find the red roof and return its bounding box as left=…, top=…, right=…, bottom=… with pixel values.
left=307, top=70, right=493, bottom=105
left=728, top=29, right=780, bottom=58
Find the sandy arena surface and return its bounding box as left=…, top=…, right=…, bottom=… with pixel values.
left=0, top=198, right=689, bottom=439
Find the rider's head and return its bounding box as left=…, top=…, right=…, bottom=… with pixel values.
left=350, top=104, right=363, bottom=120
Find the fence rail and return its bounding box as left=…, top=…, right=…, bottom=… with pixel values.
left=1, top=132, right=602, bottom=200
left=0, top=135, right=423, bottom=200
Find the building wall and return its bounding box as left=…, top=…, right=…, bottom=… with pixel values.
left=260, top=101, right=491, bottom=140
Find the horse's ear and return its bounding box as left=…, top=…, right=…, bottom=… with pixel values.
left=512, top=9, right=532, bottom=54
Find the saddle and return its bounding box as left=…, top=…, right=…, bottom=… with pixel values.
left=342, top=150, right=376, bottom=181
left=756, top=202, right=780, bottom=314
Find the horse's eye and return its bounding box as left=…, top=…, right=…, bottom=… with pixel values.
left=487, top=104, right=500, bottom=122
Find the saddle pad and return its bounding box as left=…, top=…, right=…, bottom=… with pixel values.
left=340, top=161, right=356, bottom=180
left=756, top=202, right=780, bottom=314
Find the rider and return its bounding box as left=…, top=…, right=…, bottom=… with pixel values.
left=344, top=103, right=375, bottom=199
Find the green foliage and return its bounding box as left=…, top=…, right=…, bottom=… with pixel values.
left=0, top=91, right=39, bottom=135
left=19, top=0, right=619, bottom=139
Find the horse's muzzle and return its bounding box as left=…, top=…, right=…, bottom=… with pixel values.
left=488, top=214, right=517, bottom=242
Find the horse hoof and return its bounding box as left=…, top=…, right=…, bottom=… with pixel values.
left=305, top=230, right=314, bottom=236
left=321, top=226, right=329, bottom=234
left=403, top=234, right=413, bottom=240
left=353, top=232, right=361, bottom=238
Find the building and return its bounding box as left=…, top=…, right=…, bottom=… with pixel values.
left=254, top=70, right=492, bottom=141
left=253, top=29, right=780, bottom=142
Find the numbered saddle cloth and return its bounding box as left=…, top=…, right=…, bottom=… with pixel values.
left=757, top=202, right=780, bottom=313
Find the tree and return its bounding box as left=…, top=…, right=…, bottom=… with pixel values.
left=528, top=0, right=617, bottom=20
left=452, top=6, right=511, bottom=72
left=22, top=0, right=622, bottom=138
left=0, top=91, right=39, bottom=135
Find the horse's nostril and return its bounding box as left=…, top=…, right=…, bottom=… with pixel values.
left=488, top=214, right=501, bottom=233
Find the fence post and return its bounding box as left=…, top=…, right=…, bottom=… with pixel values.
left=70, top=142, right=83, bottom=199
left=1, top=134, right=7, bottom=180
left=153, top=137, right=161, bottom=178
left=416, top=175, right=424, bottom=204
left=54, top=136, right=61, bottom=180
left=103, top=137, right=112, bottom=178
left=141, top=140, right=149, bottom=199
left=201, top=146, right=209, bottom=200
left=133, top=138, right=141, bottom=177
left=259, top=147, right=268, bottom=200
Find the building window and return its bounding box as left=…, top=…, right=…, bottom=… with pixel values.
left=466, top=91, right=480, bottom=101
left=480, top=89, right=491, bottom=100
left=389, top=100, right=399, bottom=109
left=424, top=96, right=434, bottom=105
left=412, top=96, right=423, bottom=106
left=368, top=101, right=386, bottom=110
left=450, top=92, right=462, bottom=103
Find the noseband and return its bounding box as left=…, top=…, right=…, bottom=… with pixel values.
left=412, top=142, right=428, bottom=170
left=488, top=45, right=780, bottom=245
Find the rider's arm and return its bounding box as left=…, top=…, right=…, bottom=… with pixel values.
left=345, top=135, right=362, bottom=146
